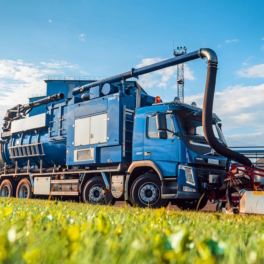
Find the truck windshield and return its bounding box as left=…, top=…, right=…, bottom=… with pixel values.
left=176, top=114, right=227, bottom=145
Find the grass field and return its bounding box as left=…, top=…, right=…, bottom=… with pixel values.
left=0, top=199, right=263, bottom=264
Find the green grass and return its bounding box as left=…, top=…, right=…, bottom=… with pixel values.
left=0, top=199, right=264, bottom=264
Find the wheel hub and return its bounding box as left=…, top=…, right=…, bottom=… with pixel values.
left=1, top=186, right=9, bottom=197
left=139, top=183, right=159, bottom=205
left=19, top=185, right=28, bottom=198
left=89, top=185, right=104, bottom=204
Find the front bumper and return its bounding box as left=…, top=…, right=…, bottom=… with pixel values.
left=176, top=190, right=202, bottom=200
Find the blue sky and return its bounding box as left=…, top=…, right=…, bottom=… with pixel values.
left=0, top=0, right=264, bottom=146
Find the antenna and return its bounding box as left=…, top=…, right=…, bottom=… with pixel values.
left=173, top=46, right=187, bottom=103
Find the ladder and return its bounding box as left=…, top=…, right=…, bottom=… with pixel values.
left=122, top=107, right=134, bottom=158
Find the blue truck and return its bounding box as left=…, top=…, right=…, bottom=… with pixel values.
left=0, top=48, right=230, bottom=209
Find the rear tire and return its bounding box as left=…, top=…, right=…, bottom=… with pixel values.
left=130, top=174, right=168, bottom=208
left=0, top=179, right=13, bottom=197
left=16, top=178, right=32, bottom=199
left=174, top=196, right=208, bottom=211
left=82, top=176, right=113, bottom=205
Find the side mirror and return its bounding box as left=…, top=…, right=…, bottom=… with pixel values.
left=158, top=131, right=167, bottom=139
left=156, top=113, right=167, bottom=131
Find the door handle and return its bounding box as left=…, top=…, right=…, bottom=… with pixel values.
left=145, top=151, right=151, bottom=156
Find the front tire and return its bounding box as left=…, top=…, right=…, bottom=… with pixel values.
left=130, top=174, right=168, bottom=208
left=16, top=178, right=32, bottom=199
left=0, top=179, right=14, bottom=197
left=82, top=176, right=113, bottom=205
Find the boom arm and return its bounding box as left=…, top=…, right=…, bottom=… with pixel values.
left=21, top=93, right=64, bottom=113
left=3, top=93, right=65, bottom=132
left=73, top=51, right=201, bottom=95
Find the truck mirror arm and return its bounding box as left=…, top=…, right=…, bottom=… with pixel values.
left=159, top=128, right=179, bottom=137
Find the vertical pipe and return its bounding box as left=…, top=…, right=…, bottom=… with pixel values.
left=101, top=172, right=110, bottom=190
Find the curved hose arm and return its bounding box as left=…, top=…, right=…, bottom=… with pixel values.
left=200, top=49, right=252, bottom=167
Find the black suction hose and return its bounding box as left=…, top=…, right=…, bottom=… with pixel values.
left=201, top=50, right=252, bottom=167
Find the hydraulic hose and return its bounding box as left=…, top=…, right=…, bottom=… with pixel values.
left=200, top=49, right=252, bottom=166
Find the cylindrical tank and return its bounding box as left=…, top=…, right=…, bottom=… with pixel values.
left=101, top=83, right=117, bottom=96
left=0, top=129, right=66, bottom=168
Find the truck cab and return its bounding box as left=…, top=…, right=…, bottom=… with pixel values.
left=128, top=99, right=227, bottom=208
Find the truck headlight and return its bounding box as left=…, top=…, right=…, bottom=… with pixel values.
left=179, top=166, right=195, bottom=186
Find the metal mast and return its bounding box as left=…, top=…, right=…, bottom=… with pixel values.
left=173, top=46, right=187, bottom=103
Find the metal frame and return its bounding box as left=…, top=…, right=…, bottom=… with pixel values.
left=50, top=191, right=79, bottom=196
left=9, top=142, right=45, bottom=159
left=230, top=146, right=264, bottom=167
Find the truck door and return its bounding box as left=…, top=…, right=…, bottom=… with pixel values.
left=144, top=114, right=179, bottom=177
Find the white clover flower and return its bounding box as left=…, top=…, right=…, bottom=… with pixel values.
left=249, top=251, right=257, bottom=263
left=8, top=228, right=16, bottom=243
left=47, top=215, right=53, bottom=220
left=169, top=230, right=188, bottom=254
left=132, top=239, right=140, bottom=249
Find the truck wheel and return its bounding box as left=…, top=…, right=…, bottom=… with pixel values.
left=130, top=174, right=168, bottom=208
left=174, top=196, right=208, bottom=211
left=16, top=178, right=32, bottom=199
left=82, top=176, right=113, bottom=205
left=0, top=180, right=13, bottom=197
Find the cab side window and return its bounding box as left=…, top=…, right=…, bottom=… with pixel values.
left=147, top=115, right=174, bottom=139
left=166, top=115, right=174, bottom=139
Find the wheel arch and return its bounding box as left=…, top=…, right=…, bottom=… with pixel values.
left=125, top=161, right=164, bottom=200
left=79, top=173, right=100, bottom=194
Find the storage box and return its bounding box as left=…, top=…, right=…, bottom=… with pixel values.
left=240, top=191, right=264, bottom=214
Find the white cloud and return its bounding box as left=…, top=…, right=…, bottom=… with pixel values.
left=0, top=59, right=79, bottom=119
left=242, top=56, right=253, bottom=66
left=40, top=61, right=78, bottom=69
left=262, top=38, right=264, bottom=40
left=185, top=84, right=264, bottom=146
left=225, top=39, right=239, bottom=43
left=78, top=34, right=86, bottom=42
left=135, top=57, right=195, bottom=89
left=80, top=70, right=89, bottom=75
left=49, top=20, right=52, bottom=23
left=236, top=64, right=264, bottom=78
left=225, top=132, right=264, bottom=146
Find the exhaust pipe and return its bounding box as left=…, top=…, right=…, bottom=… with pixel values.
left=199, top=48, right=252, bottom=166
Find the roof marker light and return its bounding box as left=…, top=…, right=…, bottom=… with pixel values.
left=155, top=96, right=161, bottom=103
